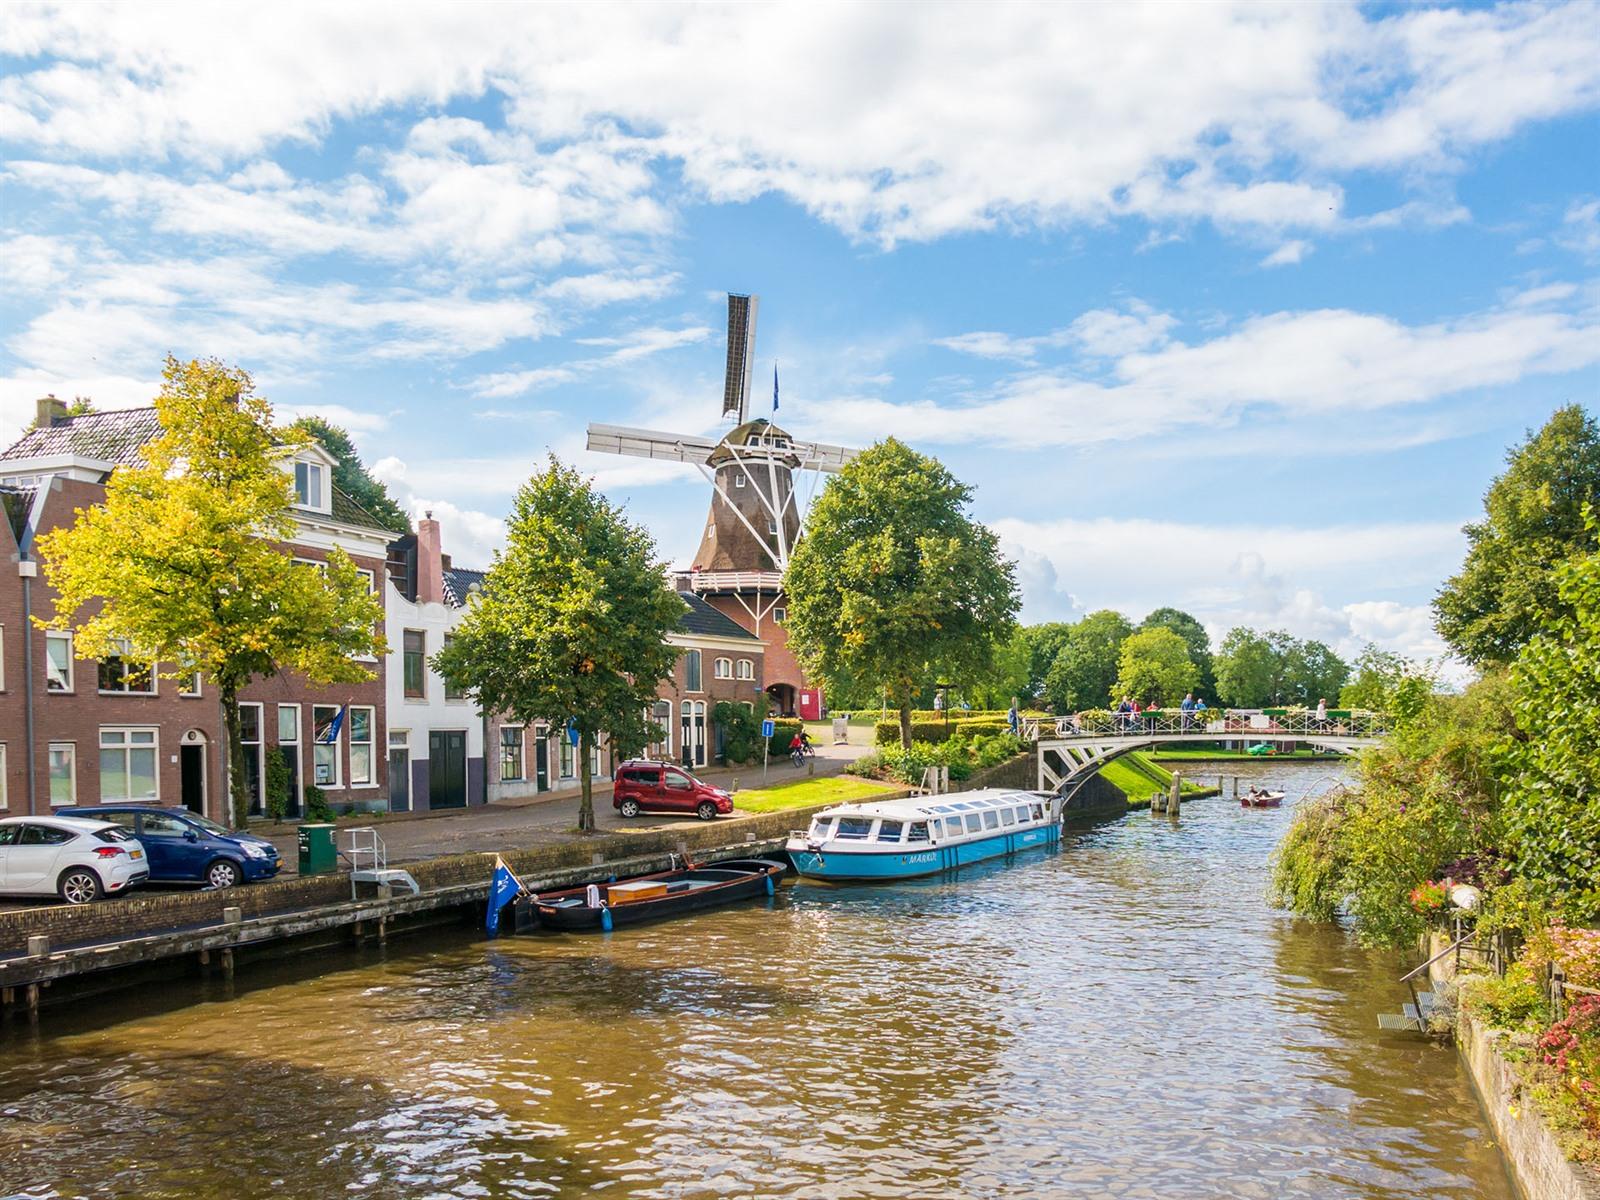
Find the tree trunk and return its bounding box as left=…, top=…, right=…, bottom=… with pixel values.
left=577, top=729, right=594, bottom=832
left=898, top=703, right=913, bottom=749
left=221, top=685, right=250, bottom=830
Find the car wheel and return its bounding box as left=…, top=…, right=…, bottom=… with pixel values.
left=619, top=799, right=641, bottom=818
left=696, top=801, right=718, bottom=821
left=206, top=859, right=243, bottom=889
left=58, top=868, right=102, bottom=905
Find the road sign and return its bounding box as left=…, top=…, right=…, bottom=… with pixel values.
left=761, top=719, right=775, bottom=738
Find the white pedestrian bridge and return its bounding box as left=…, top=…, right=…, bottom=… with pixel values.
left=1030, top=709, right=1391, bottom=797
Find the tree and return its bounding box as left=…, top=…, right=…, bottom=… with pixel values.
left=1215, top=627, right=1277, bottom=706
left=1281, top=636, right=1349, bottom=706
left=966, top=625, right=1033, bottom=710
left=1021, top=621, right=1074, bottom=703
left=27, top=395, right=94, bottom=431
left=35, top=357, right=385, bottom=828
left=1042, top=609, right=1132, bottom=711
left=432, top=458, right=684, bottom=831
left=785, top=438, right=1020, bottom=748
left=1501, top=514, right=1600, bottom=926
left=1339, top=644, right=1407, bottom=710
left=1140, top=607, right=1214, bottom=699
left=291, top=415, right=411, bottom=535
left=1112, top=627, right=1198, bottom=705
left=1434, top=405, right=1600, bottom=665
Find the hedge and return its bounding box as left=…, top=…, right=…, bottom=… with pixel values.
left=874, top=717, right=1016, bottom=745
left=766, top=719, right=804, bottom=755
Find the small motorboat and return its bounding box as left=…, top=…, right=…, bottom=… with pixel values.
left=1240, top=789, right=1285, bottom=808
left=525, top=858, right=786, bottom=931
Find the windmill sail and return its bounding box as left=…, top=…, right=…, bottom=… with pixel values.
left=721, top=293, right=759, bottom=423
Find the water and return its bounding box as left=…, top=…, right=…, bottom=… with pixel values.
left=0, top=763, right=1514, bottom=1199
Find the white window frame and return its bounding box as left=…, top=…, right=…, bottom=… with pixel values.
left=98, top=726, right=160, bottom=803
left=45, top=630, right=73, bottom=693
left=239, top=701, right=264, bottom=812
left=736, top=659, right=754, bottom=680
left=773, top=606, right=787, bottom=623
left=714, top=656, right=733, bottom=679
left=685, top=649, right=702, bottom=693
left=403, top=629, right=426, bottom=700
left=558, top=733, right=575, bottom=779
left=294, top=459, right=328, bottom=511
left=499, top=725, right=525, bottom=782
left=734, top=474, right=746, bottom=488
left=98, top=638, right=157, bottom=696
left=348, top=705, right=376, bottom=787
left=48, top=742, right=76, bottom=806
left=179, top=669, right=202, bottom=697
left=0, top=743, right=6, bottom=807
left=312, top=704, right=343, bottom=789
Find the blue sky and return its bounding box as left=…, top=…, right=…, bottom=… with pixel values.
left=2, top=1, right=1597, bottom=672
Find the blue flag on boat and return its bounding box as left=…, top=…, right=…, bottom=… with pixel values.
left=772, top=361, right=779, bottom=412
left=317, top=704, right=346, bottom=744
left=485, top=855, right=524, bottom=936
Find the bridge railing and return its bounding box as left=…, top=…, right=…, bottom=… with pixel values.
left=1046, top=708, right=1391, bottom=740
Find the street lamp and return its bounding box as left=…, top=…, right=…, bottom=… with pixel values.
left=936, top=681, right=953, bottom=736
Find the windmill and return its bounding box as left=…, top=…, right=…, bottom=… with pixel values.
left=586, top=293, right=860, bottom=716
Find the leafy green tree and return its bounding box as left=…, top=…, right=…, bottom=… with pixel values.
left=1022, top=621, right=1074, bottom=702
left=785, top=438, right=1020, bottom=749
left=1280, top=635, right=1349, bottom=706
left=1042, top=609, right=1132, bottom=711
left=966, top=625, right=1033, bottom=710
left=1501, top=516, right=1600, bottom=925
left=1339, top=644, right=1406, bottom=710
left=26, top=395, right=94, bottom=431
left=1434, top=405, right=1600, bottom=665
left=291, top=415, right=411, bottom=535
left=433, top=458, right=684, bottom=831
left=1140, top=607, right=1214, bottom=699
left=36, top=357, right=385, bottom=828
left=1112, top=626, right=1198, bottom=705
left=1215, top=627, right=1277, bottom=706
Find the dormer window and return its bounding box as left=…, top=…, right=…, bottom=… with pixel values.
left=294, top=460, right=325, bottom=509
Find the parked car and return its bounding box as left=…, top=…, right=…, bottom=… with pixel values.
left=0, top=816, right=150, bottom=904
left=612, top=760, right=734, bottom=821
left=59, top=805, right=282, bottom=888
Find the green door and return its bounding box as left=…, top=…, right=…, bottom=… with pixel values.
left=428, top=731, right=467, bottom=809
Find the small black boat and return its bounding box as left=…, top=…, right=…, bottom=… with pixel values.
left=527, top=858, right=786, bottom=931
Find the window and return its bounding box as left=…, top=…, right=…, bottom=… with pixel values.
left=1014, top=806, right=1031, bottom=824
left=664, top=770, right=692, bottom=792
left=500, top=727, right=524, bottom=781
left=685, top=649, right=702, bottom=692
left=348, top=706, right=375, bottom=786
left=1000, top=807, right=1016, bottom=827
left=403, top=630, right=425, bottom=698
left=98, top=639, right=155, bottom=694
left=312, top=705, right=341, bottom=788
left=767, top=519, right=778, bottom=535
left=442, top=634, right=464, bottom=700
left=179, top=670, right=202, bottom=697
left=907, top=822, right=930, bottom=843
left=21, top=824, right=73, bottom=846
left=877, top=820, right=904, bottom=843
left=294, top=460, right=324, bottom=508
left=357, top=568, right=375, bottom=593
left=772, top=607, right=787, bottom=623
left=714, top=657, right=732, bottom=679
left=1030, top=804, right=1044, bottom=821
left=558, top=734, right=575, bottom=779
left=808, top=817, right=834, bottom=840
left=240, top=703, right=264, bottom=813
left=835, top=817, right=873, bottom=840
left=48, top=743, right=76, bottom=806
left=734, top=474, right=746, bottom=488
left=982, top=810, right=1000, bottom=830
left=736, top=659, right=754, bottom=680
left=944, top=817, right=963, bottom=838
left=278, top=704, right=300, bottom=744
left=590, top=744, right=602, bottom=777
left=141, top=811, right=190, bottom=837
left=45, top=631, right=73, bottom=692
left=99, top=728, right=158, bottom=802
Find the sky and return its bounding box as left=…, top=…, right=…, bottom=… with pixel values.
left=2, top=1, right=1597, bottom=676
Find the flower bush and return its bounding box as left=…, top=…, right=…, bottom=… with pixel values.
left=1408, top=880, right=1449, bottom=916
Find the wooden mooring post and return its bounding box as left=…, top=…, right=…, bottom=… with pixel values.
left=1168, top=772, right=1182, bottom=819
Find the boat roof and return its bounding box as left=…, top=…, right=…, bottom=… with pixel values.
left=811, top=788, right=1048, bottom=822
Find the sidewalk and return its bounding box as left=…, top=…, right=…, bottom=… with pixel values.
left=257, top=739, right=868, bottom=873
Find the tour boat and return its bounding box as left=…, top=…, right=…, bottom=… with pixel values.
left=785, top=789, right=1062, bottom=882
left=1240, top=790, right=1285, bottom=809
left=525, top=858, right=786, bottom=931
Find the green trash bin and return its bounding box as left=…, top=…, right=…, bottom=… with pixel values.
left=297, top=823, right=337, bottom=875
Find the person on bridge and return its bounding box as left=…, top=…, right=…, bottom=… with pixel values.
left=1315, top=698, right=1328, bottom=729
left=1181, top=692, right=1197, bottom=731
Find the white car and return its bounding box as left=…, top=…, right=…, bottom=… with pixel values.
left=0, top=815, right=150, bottom=904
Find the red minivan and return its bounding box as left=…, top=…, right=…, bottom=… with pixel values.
left=612, top=760, right=734, bottom=821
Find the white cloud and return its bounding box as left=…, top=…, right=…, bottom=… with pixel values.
left=1261, top=239, right=1312, bottom=267
left=468, top=324, right=712, bottom=399
left=1558, top=198, right=1600, bottom=261
left=275, top=402, right=391, bottom=436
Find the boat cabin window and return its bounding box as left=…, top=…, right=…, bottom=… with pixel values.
left=835, top=817, right=874, bottom=840
left=964, top=814, right=982, bottom=833
left=982, top=810, right=1000, bottom=830
left=906, top=822, right=930, bottom=842
left=1000, top=808, right=1016, bottom=827
left=1030, top=804, right=1044, bottom=820
left=808, top=818, right=834, bottom=840
left=944, top=817, right=964, bottom=838
left=877, top=820, right=904, bottom=843
left=1014, top=806, right=1031, bottom=823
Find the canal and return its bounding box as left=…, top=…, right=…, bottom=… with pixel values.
left=0, top=763, right=1515, bottom=1199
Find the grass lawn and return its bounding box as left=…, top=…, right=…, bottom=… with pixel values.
left=732, top=775, right=903, bottom=813
left=1099, top=752, right=1207, bottom=804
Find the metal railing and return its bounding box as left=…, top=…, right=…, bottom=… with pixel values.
left=1046, top=709, right=1392, bottom=740
left=342, top=826, right=387, bottom=874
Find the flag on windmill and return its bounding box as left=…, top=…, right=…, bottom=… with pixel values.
left=772, top=361, right=779, bottom=412
left=485, top=855, right=527, bottom=936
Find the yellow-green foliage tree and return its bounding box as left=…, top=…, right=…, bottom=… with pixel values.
left=35, top=358, right=385, bottom=828
left=1112, top=627, right=1197, bottom=706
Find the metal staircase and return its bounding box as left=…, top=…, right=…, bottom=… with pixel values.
left=341, top=827, right=420, bottom=900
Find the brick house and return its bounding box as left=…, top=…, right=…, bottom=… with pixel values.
left=0, top=397, right=396, bottom=822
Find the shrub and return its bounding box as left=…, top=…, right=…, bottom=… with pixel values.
left=843, top=752, right=883, bottom=778
left=766, top=719, right=803, bottom=756
left=875, top=720, right=960, bottom=746
left=713, top=701, right=764, bottom=764
left=264, top=750, right=291, bottom=822
left=303, top=785, right=335, bottom=823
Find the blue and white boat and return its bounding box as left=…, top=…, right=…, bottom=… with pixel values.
left=785, top=788, right=1062, bottom=882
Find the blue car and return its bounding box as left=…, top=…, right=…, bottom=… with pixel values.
left=59, top=806, right=282, bottom=889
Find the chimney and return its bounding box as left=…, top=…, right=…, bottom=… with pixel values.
left=35, top=395, right=68, bottom=428
left=416, top=511, right=444, bottom=605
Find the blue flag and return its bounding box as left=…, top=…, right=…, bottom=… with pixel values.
left=318, top=704, right=346, bottom=744
left=485, top=855, right=524, bottom=936
left=772, top=362, right=779, bottom=412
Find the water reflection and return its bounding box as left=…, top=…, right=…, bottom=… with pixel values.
left=0, top=763, right=1514, bottom=1200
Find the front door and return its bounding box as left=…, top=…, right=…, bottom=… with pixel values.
left=388, top=747, right=411, bottom=812
left=534, top=737, right=549, bottom=792
left=428, top=731, right=467, bottom=809
left=180, top=744, right=205, bottom=814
